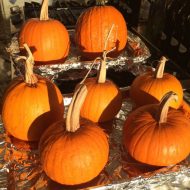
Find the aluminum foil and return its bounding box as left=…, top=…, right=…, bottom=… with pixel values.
left=3, top=29, right=190, bottom=189
left=1, top=97, right=190, bottom=190
left=7, top=30, right=151, bottom=80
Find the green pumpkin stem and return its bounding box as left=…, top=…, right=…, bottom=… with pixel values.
left=155, top=56, right=168, bottom=78
left=157, top=91, right=178, bottom=124
left=66, top=84, right=88, bottom=132
left=40, top=0, right=49, bottom=20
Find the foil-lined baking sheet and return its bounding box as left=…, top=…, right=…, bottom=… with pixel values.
left=7, top=29, right=151, bottom=79
left=7, top=29, right=152, bottom=96
left=1, top=97, right=190, bottom=190
left=3, top=29, right=190, bottom=189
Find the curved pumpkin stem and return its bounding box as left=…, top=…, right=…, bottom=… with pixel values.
left=24, top=44, right=38, bottom=86
left=16, top=44, right=38, bottom=86
left=66, top=84, right=88, bottom=132
left=157, top=91, right=178, bottom=124
left=154, top=56, right=168, bottom=78
left=79, top=57, right=102, bottom=86
left=40, top=0, right=49, bottom=20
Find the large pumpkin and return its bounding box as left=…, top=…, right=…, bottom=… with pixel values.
left=75, top=0, right=127, bottom=59
left=179, top=100, right=190, bottom=119
left=80, top=50, right=122, bottom=123
left=39, top=84, right=109, bottom=185
left=19, top=0, right=70, bottom=65
left=2, top=44, right=64, bottom=141
left=130, top=56, right=183, bottom=109
left=123, top=91, right=190, bottom=166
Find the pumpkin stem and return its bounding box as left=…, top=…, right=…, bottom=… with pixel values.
left=40, top=0, right=49, bottom=20
left=16, top=44, right=38, bottom=86
left=98, top=24, right=116, bottom=83
left=157, top=91, right=178, bottom=124
left=96, top=0, right=107, bottom=5
left=24, top=44, right=38, bottom=86
left=155, top=56, right=168, bottom=78
left=79, top=57, right=102, bottom=85
left=97, top=58, right=107, bottom=83
left=66, top=84, right=88, bottom=132
left=104, top=24, right=115, bottom=51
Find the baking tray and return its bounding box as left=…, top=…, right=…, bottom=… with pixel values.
left=1, top=94, right=190, bottom=190
left=3, top=29, right=190, bottom=190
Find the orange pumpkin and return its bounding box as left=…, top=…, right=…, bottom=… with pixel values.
left=75, top=0, right=127, bottom=59
left=0, top=77, right=23, bottom=114
left=80, top=49, right=122, bottom=123
left=130, top=56, right=183, bottom=109
left=180, top=100, right=190, bottom=112
left=19, top=0, right=70, bottom=65
left=39, top=84, right=109, bottom=185
left=2, top=44, right=64, bottom=141
left=123, top=92, right=190, bottom=166
left=179, top=100, right=190, bottom=119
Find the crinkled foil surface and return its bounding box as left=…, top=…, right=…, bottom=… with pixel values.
left=8, top=30, right=151, bottom=79
left=2, top=30, right=190, bottom=189
left=1, top=98, right=190, bottom=190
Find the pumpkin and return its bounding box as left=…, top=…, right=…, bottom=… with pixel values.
left=0, top=77, right=23, bottom=114
left=123, top=91, right=190, bottom=166
left=80, top=41, right=122, bottom=123
left=19, top=0, right=70, bottom=65
left=130, top=56, right=183, bottom=109
left=179, top=100, right=190, bottom=119
left=2, top=44, right=64, bottom=141
left=75, top=0, right=127, bottom=59
left=39, top=84, right=109, bottom=185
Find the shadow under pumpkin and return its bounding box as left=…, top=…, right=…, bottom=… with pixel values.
left=78, top=39, right=124, bottom=61
left=20, top=44, right=70, bottom=66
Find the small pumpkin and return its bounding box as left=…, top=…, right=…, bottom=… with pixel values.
left=80, top=41, right=122, bottom=123
left=75, top=0, right=127, bottom=59
left=130, top=56, right=183, bottom=109
left=39, top=84, right=109, bottom=185
left=19, top=0, right=70, bottom=65
left=123, top=91, right=190, bottom=166
left=2, top=44, right=64, bottom=141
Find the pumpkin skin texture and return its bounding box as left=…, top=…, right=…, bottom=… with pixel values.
left=0, top=77, right=23, bottom=114
left=81, top=78, right=122, bottom=123
left=123, top=92, right=190, bottom=166
left=180, top=100, right=190, bottom=112
left=2, top=76, right=64, bottom=141
left=39, top=119, right=109, bottom=185
left=39, top=85, right=109, bottom=185
left=19, top=19, right=69, bottom=65
left=179, top=100, right=190, bottom=119
left=75, top=5, right=127, bottom=59
left=130, top=57, right=183, bottom=109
